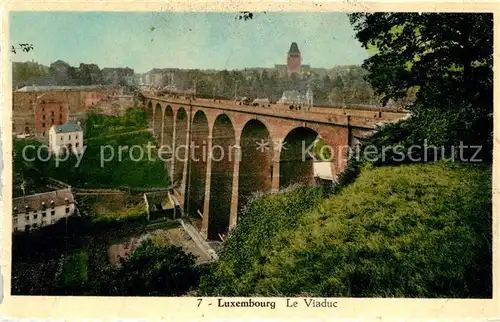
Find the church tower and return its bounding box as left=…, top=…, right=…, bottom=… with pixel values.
left=287, top=42, right=302, bottom=73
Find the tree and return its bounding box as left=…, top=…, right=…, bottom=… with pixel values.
left=50, top=60, right=75, bottom=85
left=123, top=106, right=148, bottom=127
left=322, top=75, right=332, bottom=91
left=134, top=90, right=145, bottom=105
left=12, top=61, right=50, bottom=84
left=76, top=63, right=103, bottom=85
left=109, top=239, right=199, bottom=296
left=349, top=13, right=493, bottom=159
left=195, top=78, right=212, bottom=98
left=11, top=43, right=34, bottom=54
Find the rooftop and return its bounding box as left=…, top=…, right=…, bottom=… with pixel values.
left=145, top=68, right=180, bottom=75
left=53, top=123, right=83, bottom=133
left=16, top=85, right=116, bottom=92
left=288, top=42, right=301, bottom=55
left=282, top=90, right=303, bottom=96
left=36, top=92, right=68, bottom=102
left=13, top=188, right=74, bottom=214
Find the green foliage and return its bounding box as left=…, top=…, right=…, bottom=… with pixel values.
left=336, top=114, right=491, bottom=196
left=85, top=107, right=148, bottom=138
left=95, top=239, right=199, bottom=296
left=75, top=63, right=104, bottom=85
left=11, top=43, right=34, bottom=54
left=201, top=162, right=491, bottom=297
left=12, top=214, right=183, bottom=295
left=89, top=205, right=148, bottom=225
left=166, top=65, right=381, bottom=106
left=57, top=251, right=89, bottom=290
left=12, top=61, right=49, bottom=83
left=313, top=138, right=332, bottom=161
left=12, top=139, right=48, bottom=197
left=236, top=11, right=255, bottom=21
left=13, top=107, right=162, bottom=191
left=349, top=13, right=493, bottom=160
left=15, top=131, right=169, bottom=189
left=199, top=187, right=324, bottom=295
left=334, top=120, right=418, bottom=193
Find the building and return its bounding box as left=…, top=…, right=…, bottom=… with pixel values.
left=134, top=74, right=145, bottom=86
left=287, top=42, right=302, bottom=73
left=102, top=67, right=135, bottom=86
left=305, top=85, right=314, bottom=106
left=252, top=98, right=270, bottom=106
left=12, top=85, right=118, bottom=137
left=49, top=123, right=84, bottom=155
left=125, top=75, right=135, bottom=86
left=12, top=188, right=76, bottom=232
left=274, top=42, right=311, bottom=74
left=142, top=68, right=177, bottom=87
left=34, top=92, right=69, bottom=137
left=278, top=90, right=306, bottom=105
left=77, top=63, right=103, bottom=84
left=143, top=68, right=165, bottom=87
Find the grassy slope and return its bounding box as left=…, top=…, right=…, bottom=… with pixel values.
left=64, top=131, right=170, bottom=188
left=199, top=187, right=324, bottom=295
left=14, top=107, right=169, bottom=189
left=15, top=132, right=170, bottom=189
left=201, top=162, right=491, bottom=298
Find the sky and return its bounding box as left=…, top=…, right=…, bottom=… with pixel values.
left=10, top=12, right=369, bottom=73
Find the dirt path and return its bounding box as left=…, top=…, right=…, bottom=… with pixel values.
left=150, top=228, right=212, bottom=264
left=107, top=227, right=212, bottom=267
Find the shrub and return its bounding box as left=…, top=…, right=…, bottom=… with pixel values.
left=201, top=162, right=492, bottom=298
left=85, top=107, right=147, bottom=138
left=105, top=239, right=200, bottom=296
left=313, top=138, right=332, bottom=161
left=56, top=251, right=89, bottom=292
left=199, top=187, right=324, bottom=295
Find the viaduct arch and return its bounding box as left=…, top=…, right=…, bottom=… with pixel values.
left=143, top=96, right=406, bottom=241
left=238, top=119, right=273, bottom=213
left=207, top=114, right=236, bottom=240
left=279, top=127, right=319, bottom=188
left=184, top=111, right=209, bottom=222
left=173, top=107, right=188, bottom=186
left=153, top=103, right=162, bottom=143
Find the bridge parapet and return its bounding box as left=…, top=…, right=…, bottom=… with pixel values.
left=144, top=95, right=407, bottom=130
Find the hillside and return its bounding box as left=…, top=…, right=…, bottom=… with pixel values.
left=200, top=161, right=492, bottom=298
left=13, top=108, right=170, bottom=190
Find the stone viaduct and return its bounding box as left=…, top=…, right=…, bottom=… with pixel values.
left=143, top=95, right=408, bottom=240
